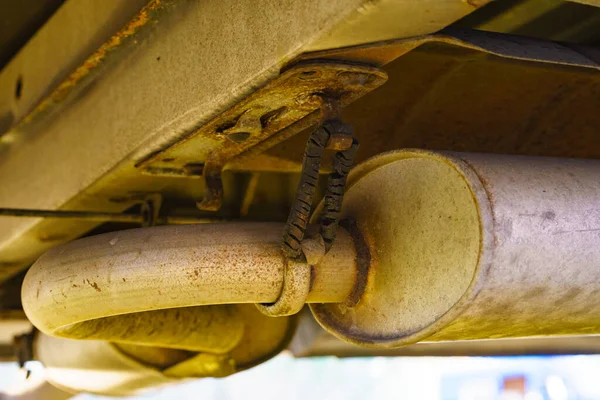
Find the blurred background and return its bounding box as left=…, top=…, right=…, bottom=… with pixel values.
left=2, top=353, right=600, bottom=400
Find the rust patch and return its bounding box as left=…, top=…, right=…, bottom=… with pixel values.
left=20, top=0, right=162, bottom=125
left=340, top=218, right=370, bottom=307
left=137, top=62, right=387, bottom=211
left=86, top=279, right=101, bottom=292
left=186, top=268, right=201, bottom=281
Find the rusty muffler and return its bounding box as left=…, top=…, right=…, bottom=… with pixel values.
left=312, top=149, right=600, bottom=347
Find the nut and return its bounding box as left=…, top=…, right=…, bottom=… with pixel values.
left=327, top=134, right=354, bottom=151
left=323, top=119, right=354, bottom=151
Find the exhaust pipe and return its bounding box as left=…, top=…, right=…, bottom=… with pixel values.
left=19, top=149, right=600, bottom=393
left=21, top=222, right=357, bottom=394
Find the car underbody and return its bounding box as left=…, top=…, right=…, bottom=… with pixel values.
left=2, top=0, right=600, bottom=396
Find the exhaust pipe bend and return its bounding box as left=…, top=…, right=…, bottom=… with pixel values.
left=21, top=222, right=358, bottom=351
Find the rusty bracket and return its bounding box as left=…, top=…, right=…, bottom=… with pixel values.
left=136, top=62, right=387, bottom=211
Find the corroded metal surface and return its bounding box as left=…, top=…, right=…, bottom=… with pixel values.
left=22, top=223, right=356, bottom=336
left=22, top=222, right=355, bottom=391
left=21, top=223, right=356, bottom=355
left=0, top=0, right=150, bottom=137
left=311, top=150, right=482, bottom=348
left=311, top=150, right=600, bottom=348
left=255, top=258, right=311, bottom=317
left=20, top=0, right=163, bottom=128
left=3, top=27, right=584, bottom=284
left=138, top=63, right=386, bottom=211
left=280, top=114, right=358, bottom=263
left=0, top=0, right=407, bottom=283
left=427, top=152, right=600, bottom=341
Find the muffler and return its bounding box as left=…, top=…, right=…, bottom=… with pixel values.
left=312, top=149, right=600, bottom=347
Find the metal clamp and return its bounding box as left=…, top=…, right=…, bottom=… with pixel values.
left=255, top=259, right=311, bottom=317
left=256, top=236, right=326, bottom=317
